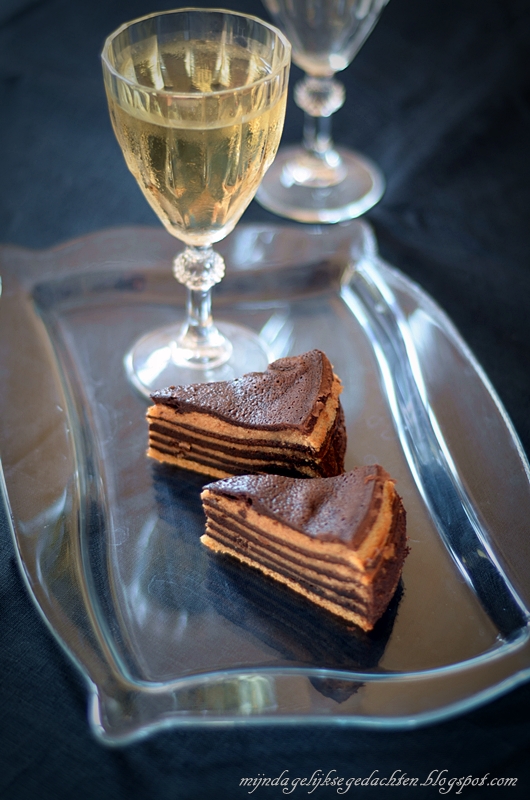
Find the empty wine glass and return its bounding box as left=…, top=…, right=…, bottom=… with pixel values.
left=257, top=0, right=388, bottom=223
left=101, top=9, right=290, bottom=396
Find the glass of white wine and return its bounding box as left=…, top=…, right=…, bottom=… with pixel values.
left=257, top=0, right=388, bottom=223
left=101, top=8, right=291, bottom=396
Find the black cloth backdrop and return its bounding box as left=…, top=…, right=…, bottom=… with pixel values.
left=1, top=0, right=529, bottom=797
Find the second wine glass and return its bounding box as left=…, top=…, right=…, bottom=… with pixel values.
left=257, top=0, right=388, bottom=223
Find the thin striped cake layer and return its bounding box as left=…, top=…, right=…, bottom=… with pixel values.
left=147, top=403, right=346, bottom=479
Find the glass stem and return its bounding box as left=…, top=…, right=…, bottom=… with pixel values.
left=172, top=244, right=232, bottom=367
left=303, top=113, right=334, bottom=160
left=291, top=75, right=346, bottom=184
left=185, top=287, right=214, bottom=346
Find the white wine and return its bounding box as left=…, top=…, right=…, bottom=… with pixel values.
left=107, top=40, right=288, bottom=245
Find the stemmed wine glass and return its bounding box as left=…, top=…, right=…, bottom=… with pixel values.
left=101, top=9, right=291, bottom=396
left=257, top=0, right=388, bottom=223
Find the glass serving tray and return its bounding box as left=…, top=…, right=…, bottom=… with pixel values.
left=1, top=221, right=529, bottom=746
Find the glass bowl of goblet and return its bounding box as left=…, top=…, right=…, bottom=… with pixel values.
left=101, top=8, right=291, bottom=396
left=256, top=0, right=388, bottom=223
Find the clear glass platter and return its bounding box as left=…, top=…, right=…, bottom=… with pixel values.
left=1, top=221, right=529, bottom=745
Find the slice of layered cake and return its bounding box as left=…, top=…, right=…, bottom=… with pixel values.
left=200, top=466, right=408, bottom=631
left=147, top=350, right=346, bottom=479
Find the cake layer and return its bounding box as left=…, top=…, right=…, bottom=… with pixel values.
left=147, top=350, right=346, bottom=479
left=200, top=467, right=408, bottom=631
left=148, top=442, right=329, bottom=479
left=201, top=491, right=398, bottom=575
left=201, top=503, right=391, bottom=590
left=203, top=524, right=371, bottom=610
left=147, top=402, right=345, bottom=478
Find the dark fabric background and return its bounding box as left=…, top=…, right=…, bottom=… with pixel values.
left=1, top=0, right=529, bottom=798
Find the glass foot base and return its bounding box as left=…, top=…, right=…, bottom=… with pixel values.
left=256, top=145, right=385, bottom=223
left=125, top=321, right=271, bottom=398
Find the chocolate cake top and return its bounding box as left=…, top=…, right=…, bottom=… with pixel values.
left=203, top=466, right=392, bottom=549
left=150, top=350, right=337, bottom=433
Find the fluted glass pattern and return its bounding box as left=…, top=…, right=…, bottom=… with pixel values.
left=102, top=10, right=290, bottom=246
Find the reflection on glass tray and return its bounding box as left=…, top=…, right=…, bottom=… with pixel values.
left=0, top=220, right=529, bottom=745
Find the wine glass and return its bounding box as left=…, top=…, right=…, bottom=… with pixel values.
left=101, top=9, right=290, bottom=396
left=256, top=0, right=388, bottom=223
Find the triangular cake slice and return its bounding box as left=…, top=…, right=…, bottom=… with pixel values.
left=147, top=350, right=346, bottom=479
left=200, top=466, right=408, bottom=631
